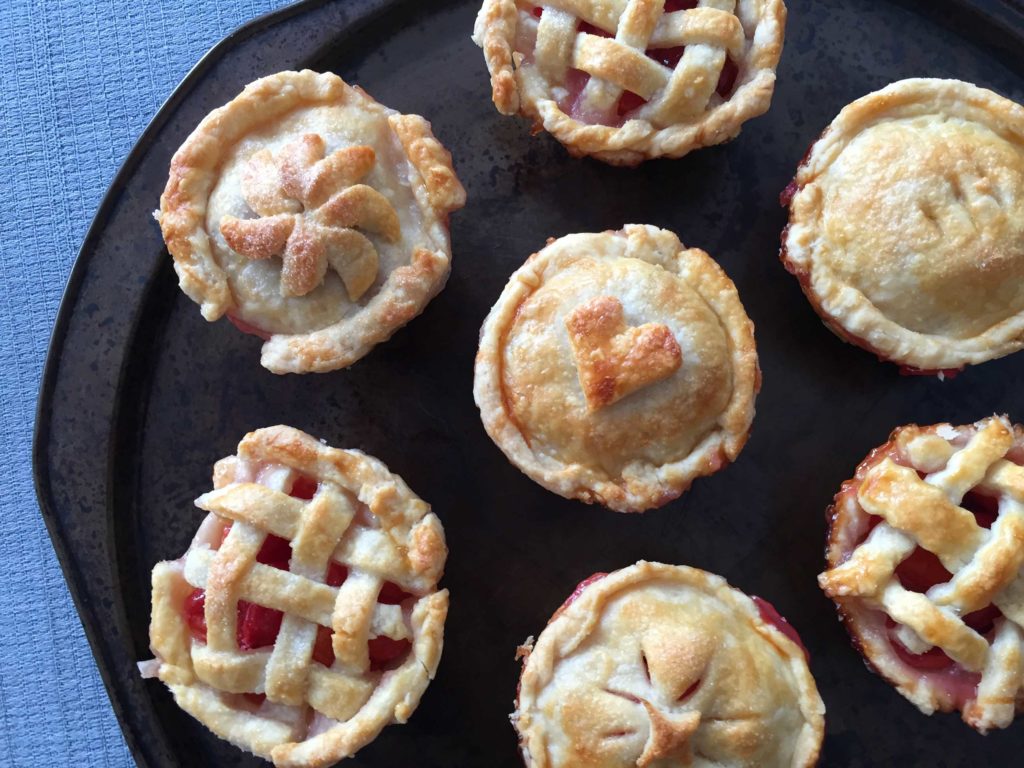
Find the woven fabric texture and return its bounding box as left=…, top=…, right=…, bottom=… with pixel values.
left=0, top=1, right=288, bottom=765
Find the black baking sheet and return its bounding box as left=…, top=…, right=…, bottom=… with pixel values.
left=33, top=0, right=1024, bottom=764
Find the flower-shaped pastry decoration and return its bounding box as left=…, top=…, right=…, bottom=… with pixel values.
left=219, top=133, right=401, bottom=300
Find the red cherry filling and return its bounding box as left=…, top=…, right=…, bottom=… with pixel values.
left=237, top=602, right=284, bottom=650
left=367, top=637, right=413, bottom=671
left=752, top=596, right=810, bottom=660
left=183, top=522, right=413, bottom=677
left=184, top=588, right=209, bottom=643
left=533, top=4, right=739, bottom=123
left=779, top=180, right=800, bottom=208
left=861, top=489, right=1002, bottom=671
left=558, top=572, right=609, bottom=615
left=677, top=678, right=701, bottom=702
left=378, top=580, right=414, bottom=605
left=226, top=313, right=272, bottom=342
left=290, top=475, right=319, bottom=500
left=898, top=365, right=962, bottom=379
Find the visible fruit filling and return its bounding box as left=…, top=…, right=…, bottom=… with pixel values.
left=752, top=595, right=809, bottom=660
left=855, top=489, right=1002, bottom=677
left=530, top=3, right=739, bottom=126
left=183, top=476, right=415, bottom=683
left=557, top=572, right=609, bottom=616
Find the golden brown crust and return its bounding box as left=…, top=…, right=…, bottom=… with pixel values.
left=388, top=114, right=468, bottom=213
left=513, top=562, right=824, bottom=767
left=157, top=70, right=466, bottom=373
left=564, top=295, right=682, bottom=410
left=472, top=0, right=786, bottom=165
left=143, top=426, right=448, bottom=767
left=473, top=224, right=758, bottom=513
left=783, top=78, right=1024, bottom=372
left=820, top=417, right=1024, bottom=732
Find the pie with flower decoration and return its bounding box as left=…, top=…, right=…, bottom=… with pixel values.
left=157, top=70, right=466, bottom=374
left=819, top=416, right=1024, bottom=732
left=513, top=561, right=825, bottom=767
left=473, top=224, right=759, bottom=513
left=138, top=426, right=448, bottom=767
left=781, top=78, right=1024, bottom=376
left=472, top=0, right=787, bottom=165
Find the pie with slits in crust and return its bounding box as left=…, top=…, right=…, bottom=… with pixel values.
left=473, top=224, right=759, bottom=513
left=513, top=562, right=825, bottom=767
left=819, top=416, right=1024, bottom=732
left=781, top=78, right=1024, bottom=376
left=158, top=70, right=466, bottom=374
left=139, top=426, right=448, bottom=767
left=472, top=0, right=786, bottom=165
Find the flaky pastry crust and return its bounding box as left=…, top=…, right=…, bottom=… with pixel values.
left=472, top=0, right=786, bottom=165
left=142, top=426, right=448, bottom=767
left=782, top=78, right=1024, bottom=373
left=158, top=70, right=465, bottom=373
left=820, top=416, right=1024, bottom=732
left=514, top=561, right=825, bottom=767
left=474, top=224, right=758, bottom=513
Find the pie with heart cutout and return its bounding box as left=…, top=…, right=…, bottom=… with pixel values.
left=472, top=0, right=787, bottom=164
left=138, top=426, right=448, bottom=767
left=473, top=224, right=759, bottom=513
left=157, top=70, right=466, bottom=374
left=513, top=562, right=825, bottom=767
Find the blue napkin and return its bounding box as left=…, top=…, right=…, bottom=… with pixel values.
left=1, top=1, right=285, bottom=764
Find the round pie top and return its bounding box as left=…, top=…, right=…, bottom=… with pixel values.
left=819, top=416, right=1024, bottom=733
left=782, top=78, right=1024, bottom=373
left=514, top=562, right=825, bottom=767
left=141, top=426, right=448, bottom=767
left=472, top=0, right=787, bottom=165
left=158, top=70, right=466, bottom=373
left=474, top=224, right=759, bottom=513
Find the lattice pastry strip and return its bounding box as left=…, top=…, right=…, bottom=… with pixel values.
left=473, top=0, right=784, bottom=163
left=141, top=426, right=448, bottom=767
left=819, top=416, right=1024, bottom=732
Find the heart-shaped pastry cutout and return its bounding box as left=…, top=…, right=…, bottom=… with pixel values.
left=564, top=295, right=682, bottom=411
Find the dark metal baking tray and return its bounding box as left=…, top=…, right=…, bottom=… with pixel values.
left=33, top=0, right=1024, bottom=765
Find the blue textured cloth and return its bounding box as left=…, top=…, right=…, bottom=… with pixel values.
left=1, top=2, right=287, bottom=764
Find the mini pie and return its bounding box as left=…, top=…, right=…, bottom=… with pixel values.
left=513, top=561, right=825, bottom=767
left=819, top=416, right=1024, bottom=732
left=473, top=224, right=759, bottom=513
left=472, top=0, right=787, bottom=165
left=138, top=426, right=448, bottom=767
left=158, top=70, right=466, bottom=374
left=781, top=78, right=1024, bottom=375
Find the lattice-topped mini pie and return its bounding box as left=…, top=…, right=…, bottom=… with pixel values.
left=139, top=426, right=448, bottom=767
left=820, top=416, right=1024, bottom=732
left=474, top=224, right=759, bottom=512
left=472, top=0, right=787, bottom=164
left=514, top=562, right=825, bottom=767
left=158, top=70, right=466, bottom=374
left=782, top=78, right=1024, bottom=375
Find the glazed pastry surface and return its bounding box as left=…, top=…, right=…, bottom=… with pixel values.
left=515, top=562, right=824, bottom=767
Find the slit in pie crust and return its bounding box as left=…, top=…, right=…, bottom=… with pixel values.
left=513, top=561, right=825, bottom=767
left=819, top=415, right=1024, bottom=732
left=781, top=78, right=1024, bottom=375
left=473, top=224, right=759, bottom=513
left=472, top=0, right=787, bottom=165
left=139, top=426, right=448, bottom=767
left=158, top=70, right=466, bottom=374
